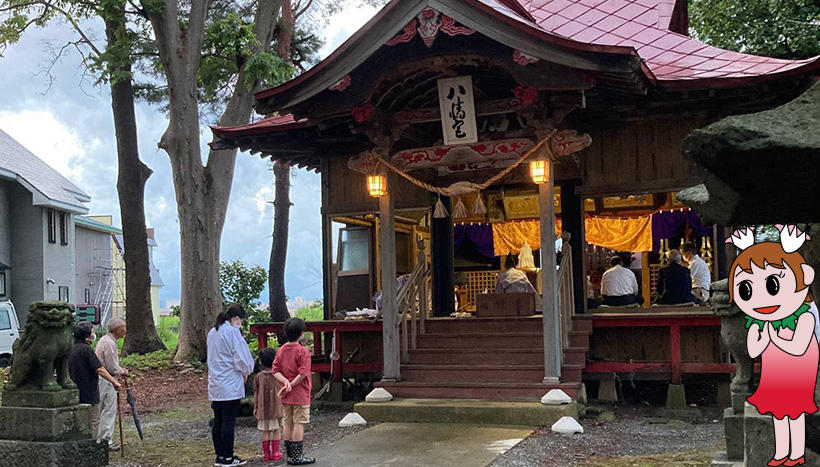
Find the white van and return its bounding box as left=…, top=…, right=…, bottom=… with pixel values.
left=0, top=301, right=21, bottom=367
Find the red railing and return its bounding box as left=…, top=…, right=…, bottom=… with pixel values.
left=251, top=321, right=383, bottom=382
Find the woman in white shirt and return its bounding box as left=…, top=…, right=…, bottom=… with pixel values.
left=208, top=304, right=255, bottom=467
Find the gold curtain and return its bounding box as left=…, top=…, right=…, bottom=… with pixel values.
left=585, top=215, right=653, bottom=252
left=491, top=216, right=652, bottom=256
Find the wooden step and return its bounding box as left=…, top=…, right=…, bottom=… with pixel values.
left=562, top=346, right=588, bottom=366
left=571, top=317, right=593, bottom=333
left=401, top=364, right=545, bottom=383
left=568, top=330, right=590, bottom=348
left=422, top=317, right=543, bottom=334
left=375, top=380, right=583, bottom=401
left=407, top=348, right=544, bottom=365
left=416, top=332, right=543, bottom=349
left=560, top=363, right=584, bottom=383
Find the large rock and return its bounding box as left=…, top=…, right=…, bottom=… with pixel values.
left=680, top=82, right=820, bottom=225
left=723, top=407, right=744, bottom=461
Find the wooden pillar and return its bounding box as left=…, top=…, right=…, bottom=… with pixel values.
left=641, top=252, right=651, bottom=308
left=560, top=180, right=585, bottom=315
left=320, top=161, right=332, bottom=320
left=431, top=196, right=454, bottom=317
left=380, top=174, right=400, bottom=382
left=540, top=176, right=561, bottom=383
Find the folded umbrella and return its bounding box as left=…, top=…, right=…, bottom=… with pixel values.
left=123, top=377, right=144, bottom=442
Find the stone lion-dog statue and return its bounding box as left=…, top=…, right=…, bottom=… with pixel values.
left=6, top=302, right=77, bottom=392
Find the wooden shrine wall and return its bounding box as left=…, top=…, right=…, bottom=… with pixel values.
left=579, top=117, right=709, bottom=196
left=322, top=156, right=431, bottom=216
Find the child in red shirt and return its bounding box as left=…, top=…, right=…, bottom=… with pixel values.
left=274, top=317, right=315, bottom=465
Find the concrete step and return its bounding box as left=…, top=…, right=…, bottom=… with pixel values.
left=355, top=398, right=579, bottom=427
left=417, top=332, right=543, bottom=349
left=375, top=381, right=582, bottom=401
left=422, top=317, right=543, bottom=334
left=407, top=348, right=544, bottom=365
left=401, top=364, right=545, bottom=383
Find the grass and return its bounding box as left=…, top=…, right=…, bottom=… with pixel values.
left=293, top=304, right=323, bottom=322
left=117, top=316, right=183, bottom=371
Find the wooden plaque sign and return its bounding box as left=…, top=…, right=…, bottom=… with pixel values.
left=437, top=76, right=478, bottom=146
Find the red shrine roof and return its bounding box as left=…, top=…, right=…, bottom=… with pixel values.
left=519, top=0, right=817, bottom=82
left=212, top=0, right=819, bottom=138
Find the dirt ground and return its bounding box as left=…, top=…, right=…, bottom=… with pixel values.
left=110, top=369, right=725, bottom=466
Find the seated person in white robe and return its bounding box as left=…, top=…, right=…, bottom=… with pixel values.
left=495, top=253, right=542, bottom=309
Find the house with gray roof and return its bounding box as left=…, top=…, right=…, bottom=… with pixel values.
left=0, top=128, right=90, bottom=323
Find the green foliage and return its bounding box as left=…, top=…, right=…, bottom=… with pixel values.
left=220, top=258, right=267, bottom=317
left=294, top=302, right=323, bottom=322
left=119, top=348, right=174, bottom=371
left=690, top=0, right=820, bottom=59
left=169, top=305, right=181, bottom=318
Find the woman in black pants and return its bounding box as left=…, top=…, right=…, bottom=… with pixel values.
left=207, top=304, right=255, bottom=466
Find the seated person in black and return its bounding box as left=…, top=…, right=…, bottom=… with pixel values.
left=69, top=322, right=121, bottom=436
left=655, top=250, right=697, bottom=305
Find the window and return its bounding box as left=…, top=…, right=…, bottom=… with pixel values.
left=0, top=272, right=5, bottom=297
left=0, top=310, right=10, bottom=331
left=59, top=212, right=68, bottom=246
left=338, top=228, right=370, bottom=275
left=47, top=209, right=56, bottom=244
left=58, top=286, right=69, bottom=302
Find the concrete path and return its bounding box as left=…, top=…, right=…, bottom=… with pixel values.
left=308, top=422, right=534, bottom=466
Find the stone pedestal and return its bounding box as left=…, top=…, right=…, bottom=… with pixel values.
left=666, top=384, right=686, bottom=409
left=722, top=407, right=744, bottom=461
left=0, top=390, right=107, bottom=467
left=743, top=402, right=774, bottom=466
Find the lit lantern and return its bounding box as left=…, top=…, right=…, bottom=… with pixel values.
left=367, top=174, right=386, bottom=197
left=530, top=159, right=550, bottom=184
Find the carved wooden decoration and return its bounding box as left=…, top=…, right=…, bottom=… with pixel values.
left=513, top=50, right=539, bottom=66
left=329, top=75, right=351, bottom=91
left=386, top=8, right=475, bottom=48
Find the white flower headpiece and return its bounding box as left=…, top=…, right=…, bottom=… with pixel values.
left=725, top=224, right=810, bottom=252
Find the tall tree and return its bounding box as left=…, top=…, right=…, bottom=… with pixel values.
left=140, top=0, right=290, bottom=361
left=690, top=0, right=820, bottom=59
left=0, top=0, right=165, bottom=354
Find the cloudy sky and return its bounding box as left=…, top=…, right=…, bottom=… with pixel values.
left=0, top=4, right=381, bottom=306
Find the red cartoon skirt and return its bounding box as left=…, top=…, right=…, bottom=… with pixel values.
left=747, top=332, right=819, bottom=420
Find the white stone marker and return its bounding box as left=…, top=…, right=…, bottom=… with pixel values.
left=365, top=387, right=393, bottom=402
left=338, top=412, right=367, bottom=427
left=551, top=416, right=584, bottom=434
left=540, top=389, right=572, bottom=405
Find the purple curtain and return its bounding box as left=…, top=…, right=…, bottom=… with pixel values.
left=454, top=224, right=495, bottom=258
left=652, top=210, right=713, bottom=252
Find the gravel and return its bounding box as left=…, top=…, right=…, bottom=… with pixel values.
left=491, top=405, right=725, bottom=467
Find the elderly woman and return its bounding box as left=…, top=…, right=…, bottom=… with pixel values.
left=95, top=318, right=128, bottom=450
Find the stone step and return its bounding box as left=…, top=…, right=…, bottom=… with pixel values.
left=375, top=381, right=582, bottom=401
left=355, top=398, right=579, bottom=427
left=401, top=364, right=545, bottom=383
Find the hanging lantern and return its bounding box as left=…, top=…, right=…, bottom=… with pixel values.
left=367, top=174, right=386, bottom=197
left=530, top=159, right=550, bottom=184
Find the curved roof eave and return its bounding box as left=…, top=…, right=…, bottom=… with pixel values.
left=253, top=0, right=642, bottom=113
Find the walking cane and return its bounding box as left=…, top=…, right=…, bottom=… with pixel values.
left=117, top=379, right=125, bottom=457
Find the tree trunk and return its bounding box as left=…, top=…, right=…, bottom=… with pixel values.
left=144, top=0, right=281, bottom=361
left=269, top=0, right=295, bottom=327
left=269, top=161, right=291, bottom=323
left=104, top=4, right=165, bottom=355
